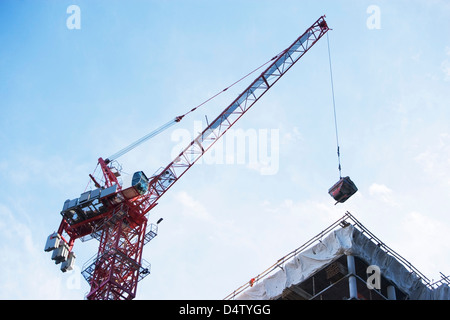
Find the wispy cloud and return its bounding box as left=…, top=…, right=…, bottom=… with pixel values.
left=0, top=204, right=82, bottom=299
left=369, top=183, right=398, bottom=206
left=415, top=133, right=450, bottom=186
left=176, top=190, right=212, bottom=221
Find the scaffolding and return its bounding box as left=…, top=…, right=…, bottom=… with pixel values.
left=225, top=211, right=449, bottom=300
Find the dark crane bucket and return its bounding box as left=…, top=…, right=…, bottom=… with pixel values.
left=328, top=176, right=358, bottom=204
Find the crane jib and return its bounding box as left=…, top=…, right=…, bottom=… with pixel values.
left=148, top=18, right=329, bottom=206
left=264, top=32, right=312, bottom=79
left=148, top=18, right=328, bottom=209
left=205, top=31, right=313, bottom=137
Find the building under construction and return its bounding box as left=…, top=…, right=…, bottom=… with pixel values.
left=225, top=212, right=449, bottom=300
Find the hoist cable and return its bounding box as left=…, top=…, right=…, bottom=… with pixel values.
left=105, top=50, right=287, bottom=163
left=176, top=51, right=283, bottom=120
left=327, top=32, right=342, bottom=179
left=106, top=119, right=178, bottom=162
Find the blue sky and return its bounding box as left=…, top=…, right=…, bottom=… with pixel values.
left=1, top=0, right=450, bottom=299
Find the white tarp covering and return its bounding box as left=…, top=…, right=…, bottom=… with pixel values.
left=236, top=225, right=449, bottom=300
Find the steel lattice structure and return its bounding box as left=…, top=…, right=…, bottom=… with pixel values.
left=45, top=16, right=330, bottom=300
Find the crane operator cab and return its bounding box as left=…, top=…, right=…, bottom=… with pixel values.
left=328, top=176, right=358, bottom=204
left=132, top=171, right=149, bottom=195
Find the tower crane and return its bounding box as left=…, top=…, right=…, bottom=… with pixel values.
left=45, top=16, right=331, bottom=300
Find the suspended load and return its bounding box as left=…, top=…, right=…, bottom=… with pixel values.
left=328, top=176, right=358, bottom=204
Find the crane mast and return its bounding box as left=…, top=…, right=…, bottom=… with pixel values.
left=44, top=16, right=329, bottom=300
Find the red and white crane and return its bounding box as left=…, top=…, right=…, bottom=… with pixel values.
left=45, top=16, right=332, bottom=300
